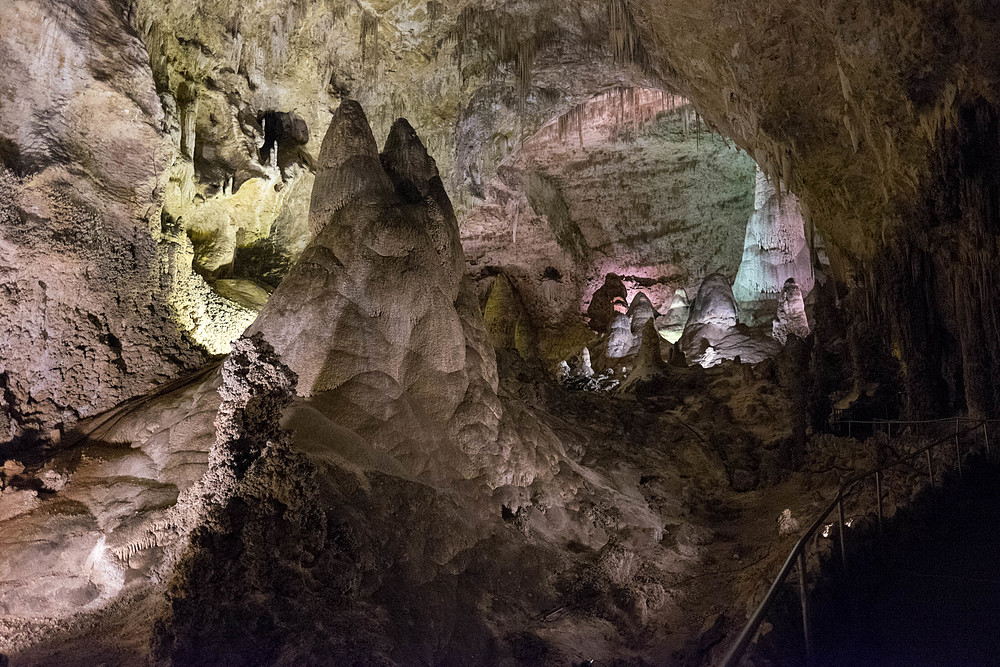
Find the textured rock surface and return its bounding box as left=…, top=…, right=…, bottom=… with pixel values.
left=606, top=312, right=637, bottom=359
left=0, top=1, right=205, bottom=443
left=772, top=279, right=811, bottom=345
left=483, top=274, right=536, bottom=360
left=7, top=0, right=1000, bottom=664
left=685, top=274, right=740, bottom=332
left=246, top=101, right=506, bottom=480
left=628, top=292, right=659, bottom=335
left=733, top=167, right=815, bottom=319
left=655, top=288, right=691, bottom=343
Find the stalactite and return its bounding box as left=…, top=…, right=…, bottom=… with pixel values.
left=360, top=7, right=379, bottom=72
left=608, top=0, right=642, bottom=65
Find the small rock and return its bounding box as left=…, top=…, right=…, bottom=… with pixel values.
left=777, top=508, right=800, bottom=536
left=555, top=360, right=571, bottom=384
left=39, top=468, right=69, bottom=492
left=678, top=522, right=715, bottom=546
left=3, top=460, right=25, bottom=477
left=578, top=347, right=595, bottom=378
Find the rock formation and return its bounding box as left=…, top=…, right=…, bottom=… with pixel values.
left=680, top=274, right=780, bottom=367
left=606, top=312, right=637, bottom=359
left=618, top=319, right=670, bottom=393
left=0, top=1, right=206, bottom=443
left=6, top=1, right=1000, bottom=664
left=628, top=292, right=659, bottom=335
left=483, top=274, right=536, bottom=360
left=246, top=100, right=504, bottom=480
left=772, top=279, right=811, bottom=345
left=684, top=274, right=739, bottom=331
left=586, top=273, right=629, bottom=333
left=655, top=288, right=691, bottom=344
left=732, top=167, right=814, bottom=318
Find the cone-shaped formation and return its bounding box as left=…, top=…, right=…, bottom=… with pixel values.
left=249, top=101, right=500, bottom=478
left=606, top=311, right=636, bottom=358
left=732, top=167, right=814, bottom=313
left=309, top=99, right=393, bottom=236
left=654, top=288, right=690, bottom=344
left=619, top=319, right=670, bottom=393
left=380, top=117, right=464, bottom=279
left=772, top=278, right=810, bottom=344
left=685, top=274, right=738, bottom=330
left=381, top=118, right=443, bottom=203
left=627, top=291, right=659, bottom=335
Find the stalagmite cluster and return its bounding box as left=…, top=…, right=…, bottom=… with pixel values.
left=2, top=0, right=1000, bottom=665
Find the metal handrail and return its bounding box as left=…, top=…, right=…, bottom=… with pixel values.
left=830, top=416, right=989, bottom=426
left=720, top=418, right=990, bottom=667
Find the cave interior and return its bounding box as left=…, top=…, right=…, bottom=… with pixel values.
left=1, top=1, right=1000, bottom=665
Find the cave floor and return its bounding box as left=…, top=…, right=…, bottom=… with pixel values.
left=3, top=361, right=860, bottom=666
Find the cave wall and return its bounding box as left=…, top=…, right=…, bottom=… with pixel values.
left=461, top=91, right=756, bottom=346
left=864, top=101, right=1000, bottom=419
left=0, top=1, right=205, bottom=444
left=3, top=0, right=1000, bottom=435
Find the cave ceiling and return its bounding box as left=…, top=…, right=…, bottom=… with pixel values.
left=1, top=0, right=999, bottom=429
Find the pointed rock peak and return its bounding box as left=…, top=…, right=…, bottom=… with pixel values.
left=382, top=118, right=439, bottom=189
left=628, top=291, right=658, bottom=335
left=669, top=288, right=689, bottom=308
left=618, top=318, right=669, bottom=394
left=310, top=99, right=393, bottom=236
left=318, top=99, right=381, bottom=168
left=630, top=292, right=653, bottom=308
left=636, top=318, right=667, bottom=369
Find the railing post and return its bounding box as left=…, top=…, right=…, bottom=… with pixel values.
left=875, top=470, right=884, bottom=535
left=926, top=449, right=935, bottom=488
left=798, top=550, right=812, bottom=664
left=837, top=493, right=847, bottom=573
left=955, top=418, right=963, bottom=480
left=887, top=420, right=892, bottom=439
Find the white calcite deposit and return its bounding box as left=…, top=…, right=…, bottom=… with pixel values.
left=733, top=167, right=814, bottom=314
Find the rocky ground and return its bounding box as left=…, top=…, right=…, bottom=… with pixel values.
left=0, top=346, right=881, bottom=666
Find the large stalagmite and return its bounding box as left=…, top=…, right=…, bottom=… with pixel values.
left=732, top=167, right=814, bottom=317
left=247, top=101, right=501, bottom=479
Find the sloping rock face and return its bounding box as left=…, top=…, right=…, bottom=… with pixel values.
left=733, top=167, right=815, bottom=319
left=247, top=101, right=504, bottom=481
left=0, top=1, right=205, bottom=444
